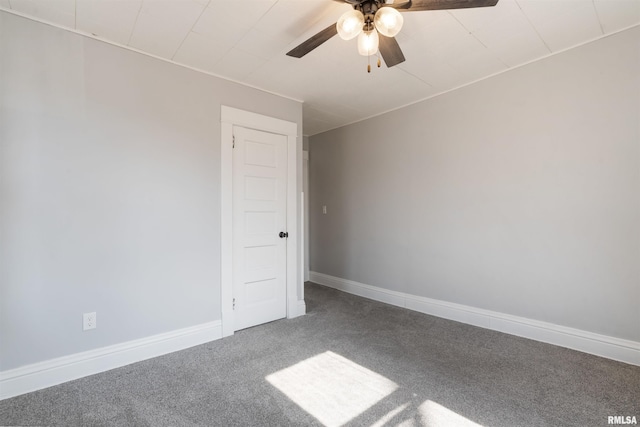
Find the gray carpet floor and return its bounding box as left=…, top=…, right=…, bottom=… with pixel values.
left=1, top=282, right=639, bottom=427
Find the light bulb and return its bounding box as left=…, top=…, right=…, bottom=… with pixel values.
left=357, top=29, right=379, bottom=56
left=374, top=7, right=403, bottom=37
left=337, top=10, right=365, bottom=40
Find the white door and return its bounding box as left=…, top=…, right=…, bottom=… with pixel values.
left=233, top=126, right=288, bottom=331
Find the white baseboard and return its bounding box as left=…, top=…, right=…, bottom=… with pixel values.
left=287, top=299, right=307, bottom=319
left=309, top=271, right=640, bottom=366
left=297, top=299, right=307, bottom=316
left=0, top=320, right=222, bottom=400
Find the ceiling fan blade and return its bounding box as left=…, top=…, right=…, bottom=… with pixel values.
left=378, top=35, right=405, bottom=67
left=286, top=24, right=338, bottom=58
left=391, top=0, right=498, bottom=11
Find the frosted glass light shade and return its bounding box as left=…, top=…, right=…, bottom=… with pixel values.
left=374, top=7, right=403, bottom=37
left=337, top=10, right=365, bottom=40
left=357, top=29, right=379, bottom=56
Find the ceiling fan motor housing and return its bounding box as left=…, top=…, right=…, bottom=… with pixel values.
left=354, top=0, right=382, bottom=25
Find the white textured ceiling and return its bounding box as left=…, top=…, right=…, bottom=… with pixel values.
left=1, top=0, right=638, bottom=135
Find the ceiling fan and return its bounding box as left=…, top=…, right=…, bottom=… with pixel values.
left=287, top=0, right=499, bottom=72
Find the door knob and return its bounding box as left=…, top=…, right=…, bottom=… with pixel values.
left=279, top=231, right=288, bottom=238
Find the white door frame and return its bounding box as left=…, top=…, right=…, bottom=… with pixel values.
left=303, top=150, right=310, bottom=282
left=221, top=106, right=299, bottom=337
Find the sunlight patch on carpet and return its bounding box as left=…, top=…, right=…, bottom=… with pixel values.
left=266, top=351, right=398, bottom=427
left=419, top=400, right=483, bottom=427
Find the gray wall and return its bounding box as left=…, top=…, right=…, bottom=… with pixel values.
left=309, top=27, right=640, bottom=342
left=0, top=12, right=302, bottom=370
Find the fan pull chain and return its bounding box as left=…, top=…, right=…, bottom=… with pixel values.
left=366, top=54, right=382, bottom=73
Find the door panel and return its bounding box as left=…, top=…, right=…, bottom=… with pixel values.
left=233, top=126, right=288, bottom=331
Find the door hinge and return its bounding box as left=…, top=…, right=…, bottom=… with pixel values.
left=233, top=297, right=236, bottom=310
left=232, top=135, right=235, bottom=148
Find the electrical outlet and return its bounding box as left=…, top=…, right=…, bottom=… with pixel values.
left=83, top=312, right=96, bottom=331
left=322, top=205, right=327, bottom=214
